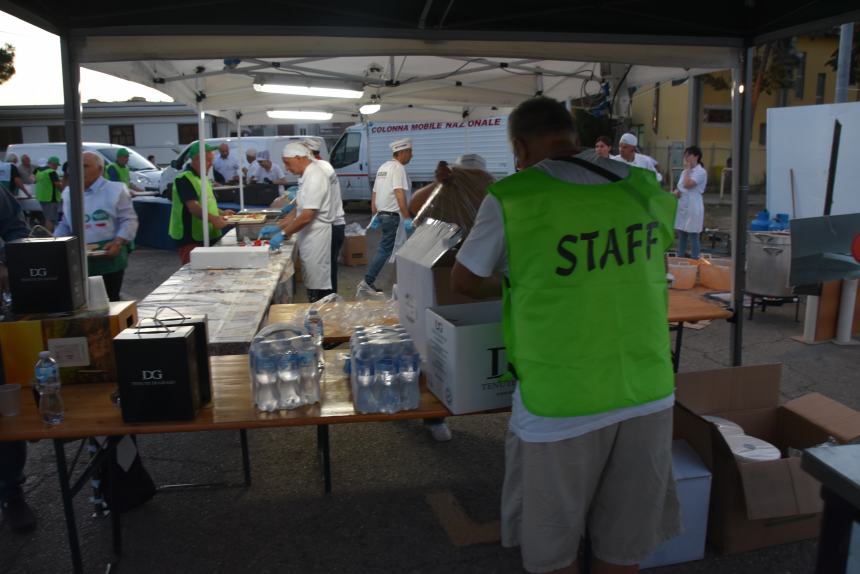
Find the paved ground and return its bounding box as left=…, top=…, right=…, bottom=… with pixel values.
left=2, top=197, right=856, bottom=574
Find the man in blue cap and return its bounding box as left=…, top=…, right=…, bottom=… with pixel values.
left=168, top=141, right=234, bottom=264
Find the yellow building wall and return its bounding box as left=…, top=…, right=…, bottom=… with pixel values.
left=630, top=35, right=852, bottom=188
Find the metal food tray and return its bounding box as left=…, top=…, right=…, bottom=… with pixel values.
left=233, top=209, right=282, bottom=243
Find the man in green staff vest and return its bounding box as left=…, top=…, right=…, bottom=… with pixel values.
left=452, top=97, right=681, bottom=574
left=34, top=156, right=62, bottom=231
left=105, top=148, right=144, bottom=194
left=168, top=141, right=234, bottom=264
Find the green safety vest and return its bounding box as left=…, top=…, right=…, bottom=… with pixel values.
left=489, top=162, right=677, bottom=417
left=35, top=168, right=59, bottom=202
left=168, top=170, right=221, bottom=242
left=105, top=162, right=130, bottom=185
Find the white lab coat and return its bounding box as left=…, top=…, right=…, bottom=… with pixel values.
left=295, top=162, right=334, bottom=290
left=674, top=164, right=707, bottom=233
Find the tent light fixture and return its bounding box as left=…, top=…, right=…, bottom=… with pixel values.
left=359, top=103, right=381, bottom=115
left=266, top=110, right=333, bottom=121
left=253, top=75, right=363, bottom=99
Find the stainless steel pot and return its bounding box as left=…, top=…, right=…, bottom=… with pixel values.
left=746, top=232, right=793, bottom=296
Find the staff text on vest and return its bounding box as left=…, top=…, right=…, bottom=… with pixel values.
left=555, top=221, right=660, bottom=276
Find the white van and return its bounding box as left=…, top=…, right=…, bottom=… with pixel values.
left=329, top=117, right=514, bottom=202
left=6, top=142, right=162, bottom=191
left=159, top=135, right=328, bottom=194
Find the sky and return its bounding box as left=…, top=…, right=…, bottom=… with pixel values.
left=0, top=11, right=172, bottom=105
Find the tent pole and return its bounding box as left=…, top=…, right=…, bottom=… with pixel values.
left=237, top=115, right=244, bottom=212
left=60, top=34, right=88, bottom=303
left=730, top=47, right=753, bottom=366
left=198, top=106, right=209, bottom=248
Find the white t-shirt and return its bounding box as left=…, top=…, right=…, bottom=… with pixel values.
left=213, top=153, right=240, bottom=181
left=248, top=162, right=285, bottom=183
left=315, top=159, right=346, bottom=226
left=455, top=152, right=674, bottom=444
left=373, top=159, right=410, bottom=214
left=612, top=152, right=662, bottom=182
left=297, top=162, right=335, bottom=225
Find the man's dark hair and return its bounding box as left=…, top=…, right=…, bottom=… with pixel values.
left=508, top=96, right=576, bottom=142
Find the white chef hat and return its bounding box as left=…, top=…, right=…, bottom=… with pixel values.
left=245, top=147, right=257, bottom=155
left=256, top=150, right=270, bottom=160
left=619, top=133, right=638, bottom=147
left=282, top=142, right=313, bottom=159
left=302, top=138, right=321, bottom=152
left=389, top=138, right=412, bottom=152
left=454, top=153, right=487, bottom=171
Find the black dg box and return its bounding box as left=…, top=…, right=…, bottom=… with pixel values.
left=6, top=236, right=85, bottom=314
left=113, top=325, right=201, bottom=422
left=136, top=314, right=211, bottom=405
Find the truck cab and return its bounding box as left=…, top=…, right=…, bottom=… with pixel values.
left=329, top=125, right=371, bottom=202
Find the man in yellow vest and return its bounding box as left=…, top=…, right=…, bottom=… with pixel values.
left=168, top=141, right=234, bottom=264
left=452, top=97, right=680, bottom=574
left=34, top=156, right=62, bottom=231
left=105, top=148, right=144, bottom=194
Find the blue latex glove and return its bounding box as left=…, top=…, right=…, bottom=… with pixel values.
left=286, top=186, right=298, bottom=201
left=403, top=218, right=414, bottom=234
left=258, top=225, right=281, bottom=240
left=368, top=215, right=381, bottom=230
left=268, top=232, right=285, bottom=250
left=280, top=203, right=295, bottom=215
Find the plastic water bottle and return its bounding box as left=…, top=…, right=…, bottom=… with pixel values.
left=375, top=357, right=400, bottom=413
left=253, top=353, right=279, bottom=412
left=34, top=351, right=64, bottom=425
left=276, top=353, right=301, bottom=409
left=304, top=309, right=325, bottom=369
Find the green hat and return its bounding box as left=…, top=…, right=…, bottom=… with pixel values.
left=47, top=156, right=60, bottom=165
left=116, top=148, right=129, bottom=157
left=187, top=140, right=218, bottom=158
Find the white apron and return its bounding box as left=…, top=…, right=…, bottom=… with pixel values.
left=297, top=220, right=332, bottom=290
left=674, top=166, right=706, bottom=233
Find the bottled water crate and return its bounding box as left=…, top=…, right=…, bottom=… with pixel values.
left=349, top=325, right=421, bottom=414
left=249, top=323, right=321, bottom=412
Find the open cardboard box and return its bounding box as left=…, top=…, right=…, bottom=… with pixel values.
left=674, top=364, right=860, bottom=554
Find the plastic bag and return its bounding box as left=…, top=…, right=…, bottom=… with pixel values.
left=344, top=222, right=365, bottom=237
left=248, top=322, right=320, bottom=411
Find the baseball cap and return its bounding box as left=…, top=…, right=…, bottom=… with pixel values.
left=282, top=142, right=312, bottom=159
left=186, top=140, right=218, bottom=157
left=619, top=133, right=638, bottom=147
left=47, top=156, right=61, bottom=165
left=116, top=148, right=129, bottom=157
left=454, top=153, right=487, bottom=171
left=390, top=138, right=412, bottom=152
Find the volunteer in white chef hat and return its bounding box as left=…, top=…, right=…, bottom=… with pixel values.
left=611, top=132, right=663, bottom=183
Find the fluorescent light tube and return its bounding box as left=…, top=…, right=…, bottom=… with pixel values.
left=253, top=83, right=363, bottom=99
left=359, top=104, right=381, bottom=115
left=266, top=110, right=333, bottom=120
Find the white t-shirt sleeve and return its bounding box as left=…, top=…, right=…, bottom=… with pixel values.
left=272, top=164, right=286, bottom=180
left=455, top=195, right=507, bottom=278
left=300, top=166, right=328, bottom=210
left=390, top=162, right=409, bottom=192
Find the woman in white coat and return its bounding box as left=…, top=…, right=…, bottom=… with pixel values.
left=673, top=146, right=707, bottom=259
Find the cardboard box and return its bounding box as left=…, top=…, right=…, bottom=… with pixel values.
left=6, top=236, right=85, bottom=314
left=425, top=301, right=513, bottom=414
left=340, top=235, right=368, bottom=266
left=114, top=325, right=201, bottom=422
left=190, top=245, right=269, bottom=269
left=0, top=301, right=138, bottom=385
left=396, top=221, right=494, bottom=358
left=674, top=364, right=860, bottom=554
left=641, top=440, right=711, bottom=569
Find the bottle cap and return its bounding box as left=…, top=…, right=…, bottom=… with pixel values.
left=39, top=351, right=52, bottom=359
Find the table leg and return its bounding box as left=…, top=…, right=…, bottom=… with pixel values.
left=53, top=439, right=84, bottom=574
left=672, top=323, right=684, bottom=373
left=815, top=487, right=853, bottom=573
left=239, top=429, right=251, bottom=487
left=317, top=425, right=332, bottom=494
left=106, top=437, right=122, bottom=557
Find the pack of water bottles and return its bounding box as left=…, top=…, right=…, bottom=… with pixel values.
left=249, top=322, right=322, bottom=412
left=349, top=325, right=421, bottom=414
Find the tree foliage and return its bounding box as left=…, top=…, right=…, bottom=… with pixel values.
left=0, top=43, right=15, bottom=84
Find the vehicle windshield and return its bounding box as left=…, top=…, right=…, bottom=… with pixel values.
left=96, top=147, right=157, bottom=171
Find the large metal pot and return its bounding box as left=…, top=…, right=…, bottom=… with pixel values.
left=746, top=232, right=793, bottom=296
